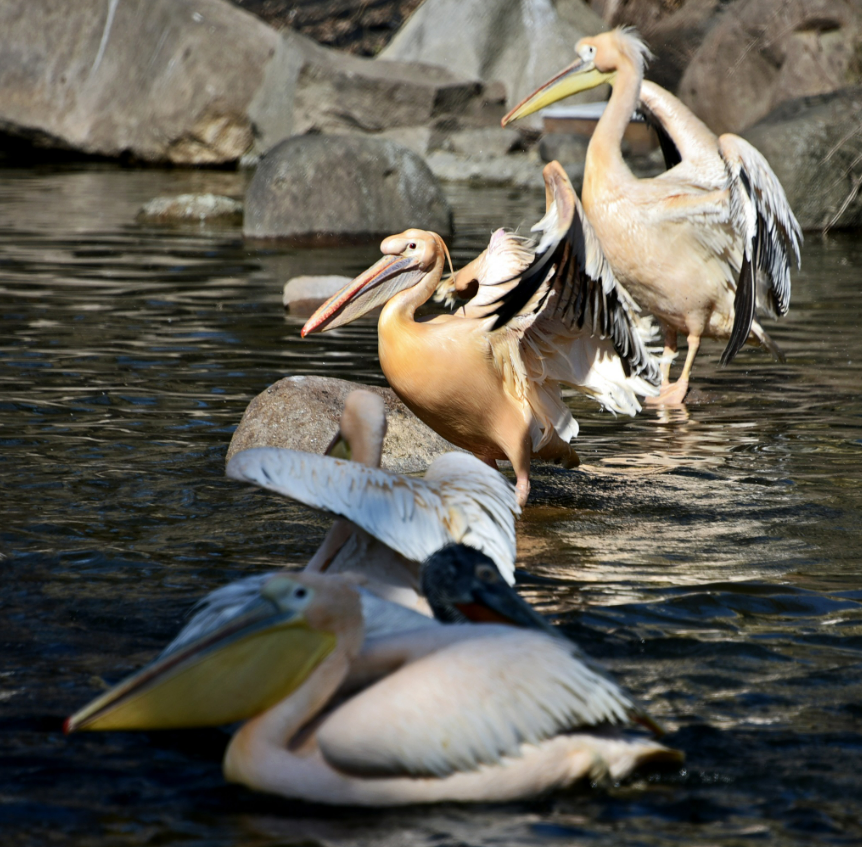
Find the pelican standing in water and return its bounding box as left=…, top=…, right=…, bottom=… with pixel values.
left=67, top=546, right=680, bottom=805
left=302, top=163, right=659, bottom=506
left=503, top=28, right=802, bottom=404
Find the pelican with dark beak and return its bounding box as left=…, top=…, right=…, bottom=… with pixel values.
left=503, top=28, right=801, bottom=403
left=303, top=162, right=659, bottom=505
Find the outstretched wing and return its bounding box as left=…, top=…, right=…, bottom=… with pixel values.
left=719, top=134, right=802, bottom=365
left=317, top=626, right=638, bottom=778
left=488, top=162, right=659, bottom=386
left=226, top=448, right=518, bottom=583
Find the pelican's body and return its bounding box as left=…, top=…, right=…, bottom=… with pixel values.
left=303, top=164, right=659, bottom=504
left=504, top=29, right=801, bottom=403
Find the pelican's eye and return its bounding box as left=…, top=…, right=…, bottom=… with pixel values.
left=408, top=242, right=417, bottom=250
left=293, top=587, right=308, bottom=600
left=476, top=563, right=498, bottom=583
left=579, top=44, right=596, bottom=62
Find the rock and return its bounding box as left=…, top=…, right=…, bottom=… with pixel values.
left=243, top=135, right=452, bottom=241
left=378, top=0, right=608, bottom=124
left=679, top=0, right=862, bottom=134
left=425, top=150, right=548, bottom=189
left=441, top=127, right=523, bottom=158
left=282, top=275, right=351, bottom=315
left=539, top=134, right=590, bottom=165
left=226, top=375, right=462, bottom=473
left=137, top=194, right=243, bottom=225
left=0, top=0, right=491, bottom=164
left=742, top=88, right=862, bottom=231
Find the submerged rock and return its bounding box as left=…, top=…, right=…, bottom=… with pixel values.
left=244, top=135, right=452, bottom=241
left=743, top=88, right=862, bottom=232
left=282, top=275, right=351, bottom=315
left=226, top=375, right=462, bottom=473
left=137, top=194, right=243, bottom=225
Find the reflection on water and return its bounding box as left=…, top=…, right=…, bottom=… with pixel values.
left=1, top=165, right=862, bottom=846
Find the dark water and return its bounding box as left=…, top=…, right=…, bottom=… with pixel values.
left=1, top=164, right=861, bottom=846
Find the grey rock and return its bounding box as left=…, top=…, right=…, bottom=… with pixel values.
left=442, top=127, right=522, bottom=158
left=137, top=194, right=243, bottom=225
left=282, top=275, right=351, bottom=315
left=539, top=134, right=590, bottom=165
left=743, top=88, right=862, bottom=231
left=226, top=375, right=463, bottom=473
left=679, top=0, right=862, bottom=134
left=0, top=0, right=490, bottom=164
left=379, top=0, right=608, bottom=124
left=244, top=135, right=452, bottom=241
left=425, top=151, right=547, bottom=189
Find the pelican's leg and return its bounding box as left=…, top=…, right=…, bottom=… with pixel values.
left=536, top=431, right=580, bottom=470
left=505, top=433, right=534, bottom=508
left=654, top=333, right=698, bottom=405
left=660, top=326, right=678, bottom=385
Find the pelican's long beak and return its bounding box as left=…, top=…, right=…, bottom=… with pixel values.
left=457, top=579, right=561, bottom=638
left=301, top=254, right=424, bottom=336
left=501, top=59, right=617, bottom=126
left=64, top=576, right=336, bottom=733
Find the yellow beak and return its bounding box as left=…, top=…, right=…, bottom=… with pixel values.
left=65, top=594, right=335, bottom=732
left=502, top=59, right=617, bottom=126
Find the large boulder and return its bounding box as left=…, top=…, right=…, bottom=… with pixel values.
left=226, top=375, right=462, bottom=473
left=243, top=135, right=452, bottom=241
left=743, top=87, right=862, bottom=231
left=378, top=0, right=608, bottom=122
left=0, top=0, right=489, bottom=164
left=679, top=0, right=862, bottom=134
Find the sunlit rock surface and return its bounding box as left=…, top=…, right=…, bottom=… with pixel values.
left=378, top=0, right=608, bottom=122
left=679, top=0, right=862, bottom=134
left=226, top=375, right=462, bottom=473
left=282, top=275, right=351, bottom=314
left=743, top=87, right=862, bottom=232
left=244, top=135, right=452, bottom=240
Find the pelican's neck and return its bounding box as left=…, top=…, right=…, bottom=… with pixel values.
left=380, top=256, right=444, bottom=326
left=223, top=633, right=360, bottom=787
left=585, top=58, right=643, bottom=193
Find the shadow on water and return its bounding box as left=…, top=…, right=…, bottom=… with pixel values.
left=1, top=164, right=861, bottom=845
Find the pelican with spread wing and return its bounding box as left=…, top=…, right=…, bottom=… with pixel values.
left=503, top=28, right=802, bottom=404
left=67, top=546, right=679, bottom=805
left=302, top=162, right=659, bottom=506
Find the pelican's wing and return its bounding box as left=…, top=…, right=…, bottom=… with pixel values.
left=718, top=134, right=802, bottom=365
left=487, top=163, right=659, bottom=388
left=226, top=448, right=518, bottom=582
left=317, top=626, right=638, bottom=778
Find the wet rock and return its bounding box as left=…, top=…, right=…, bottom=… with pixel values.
left=425, top=151, right=547, bottom=189
left=244, top=135, right=452, bottom=241
left=742, top=88, right=862, bottom=231
left=137, top=194, right=243, bottom=225
left=378, top=0, right=608, bottom=123
left=679, top=0, right=862, bottom=134
left=226, top=375, right=462, bottom=473
left=282, top=275, right=351, bottom=315
left=0, top=0, right=490, bottom=164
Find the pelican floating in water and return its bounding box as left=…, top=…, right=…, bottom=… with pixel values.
left=503, top=28, right=802, bottom=404
left=302, top=162, right=659, bottom=505
left=67, top=546, right=680, bottom=805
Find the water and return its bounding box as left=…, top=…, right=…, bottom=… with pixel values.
left=1, top=163, right=861, bottom=846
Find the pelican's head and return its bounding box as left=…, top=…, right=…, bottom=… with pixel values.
left=502, top=27, right=652, bottom=125
left=64, top=573, right=362, bottom=733
left=325, top=390, right=387, bottom=468
left=301, top=230, right=450, bottom=336
left=421, top=544, right=559, bottom=637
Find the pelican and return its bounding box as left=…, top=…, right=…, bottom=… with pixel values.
left=503, top=28, right=802, bottom=404
left=152, top=388, right=520, bottom=658
left=67, top=546, right=680, bottom=805
left=302, top=162, right=660, bottom=505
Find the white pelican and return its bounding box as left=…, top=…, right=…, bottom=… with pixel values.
left=503, top=28, right=802, bottom=404
left=302, top=162, right=660, bottom=506
left=67, top=546, right=680, bottom=805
